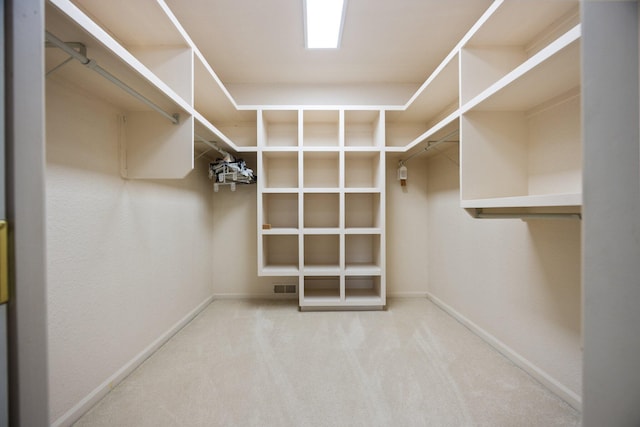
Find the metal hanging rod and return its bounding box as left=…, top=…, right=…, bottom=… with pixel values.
left=194, top=133, right=235, bottom=161
left=400, top=129, right=459, bottom=165
left=45, top=30, right=180, bottom=125
left=472, top=209, right=582, bottom=220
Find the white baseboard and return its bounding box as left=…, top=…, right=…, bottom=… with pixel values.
left=51, top=295, right=215, bottom=427
left=212, top=292, right=298, bottom=300
left=426, top=292, right=582, bottom=411
left=387, top=291, right=429, bottom=299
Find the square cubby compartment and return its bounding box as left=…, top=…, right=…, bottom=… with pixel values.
left=345, top=193, right=381, bottom=229
left=345, top=152, right=382, bottom=189
left=304, top=193, right=339, bottom=228
left=262, top=193, right=298, bottom=229
left=263, top=110, right=298, bottom=147
left=262, top=152, right=298, bottom=189
left=303, top=110, right=339, bottom=147
left=304, top=234, right=339, bottom=268
left=303, top=276, right=340, bottom=301
left=303, top=152, right=339, bottom=188
left=345, top=234, right=381, bottom=270
left=345, top=276, right=382, bottom=301
left=262, top=235, right=299, bottom=272
left=345, top=110, right=381, bottom=147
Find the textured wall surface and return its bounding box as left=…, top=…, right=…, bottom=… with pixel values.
left=425, top=145, right=582, bottom=403
left=45, top=79, right=214, bottom=423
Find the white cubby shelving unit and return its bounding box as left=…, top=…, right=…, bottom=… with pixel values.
left=45, top=0, right=256, bottom=180
left=258, top=109, right=386, bottom=310
left=386, top=0, right=582, bottom=215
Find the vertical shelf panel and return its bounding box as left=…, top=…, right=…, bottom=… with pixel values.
left=303, top=152, right=339, bottom=188
left=303, top=110, right=339, bottom=147
left=262, top=152, right=298, bottom=189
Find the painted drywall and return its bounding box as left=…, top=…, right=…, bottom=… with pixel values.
left=210, top=179, right=298, bottom=297
left=582, top=3, right=640, bottom=425
left=425, top=145, right=582, bottom=403
left=386, top=153, right=430, bottom=297
left=45, top=78, right=214, bottom=424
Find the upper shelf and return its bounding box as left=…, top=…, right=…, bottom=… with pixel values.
left=47, top=0, right=255, bottom=154
left=463, top=27, right=581, bottom=114
left=46, top=1, right=190, bottom=117
left=465, top=0, right=580, bottom=51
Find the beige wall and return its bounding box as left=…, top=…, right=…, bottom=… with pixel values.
left=45, top=79, right=215, bottom=425
left=385, top=153, right=430, bottom=296
left=425, top=145, right=582, bottom=404
left=211, top=180, right=298, bottom=297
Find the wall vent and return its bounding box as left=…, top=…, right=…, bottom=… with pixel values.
left=273, top=284, right=297, bottom=294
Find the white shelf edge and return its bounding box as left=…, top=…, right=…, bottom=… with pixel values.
left=261, top=228, right=299, bottom=235
left=157, top=0, right=240, bottom=111
left=344, top=188, right=381, bottom=194
left=261, top=188, right=299, bottom=194
left=402, top=0, right=504, bottom=110
left=302, top=266, right=341, bottom=275
left=193, top=113, right=243, bottom=153
left=460, top=193, right=582, bottom=209
left=302, top=228, right=341, bottom=235
left=260, top=146, right=300, bottom=152
left=343, top=146, right=384, bottom=152
left=301, top=146, right=341, bottom=152
left=344, top=265, right=382, bottom=275
left=344, top=228, right=382, bottom=235
left=460, top=24, right=581, bottom=115
left=302, top=188, right=341, bottom=194
left=343, top=187, right=381, bottom=193
left=260, top=266, right=300, bottom=276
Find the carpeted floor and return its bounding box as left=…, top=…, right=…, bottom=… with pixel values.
left=74, top=298, right=580, bottom=426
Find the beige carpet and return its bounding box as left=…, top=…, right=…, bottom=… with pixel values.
left=74, top=298, right=580, bottom=426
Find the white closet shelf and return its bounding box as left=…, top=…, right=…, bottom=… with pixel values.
left=461, top=193, right=582, bottom=209
left=345, top=228, right=382, bottom=235
left=303, top=266, right=342, bottom=276
left=466, top=0, right=579, bottom=48
left=302, top=228, right=341, bottom=235
left=260, top=266, right=300, bottom=276
left=261, top=188, right=299, bottom=194
left=462, top=26, right=581, bottom=114
left=261, top=228, right=299, bottom=235
left=345, top=265, right=382, bottom=275
left=387, top=51, right=459, bottom=124
left=48, top=0, right=250, bottom=155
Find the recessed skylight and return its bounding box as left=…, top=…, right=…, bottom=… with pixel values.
left=304, top=0, right=346, bottom=49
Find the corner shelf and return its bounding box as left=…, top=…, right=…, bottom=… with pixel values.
left=460, top=34, right=581, bottom=206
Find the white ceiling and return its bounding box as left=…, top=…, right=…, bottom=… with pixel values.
left=164, top=0, right=493, bottom=105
